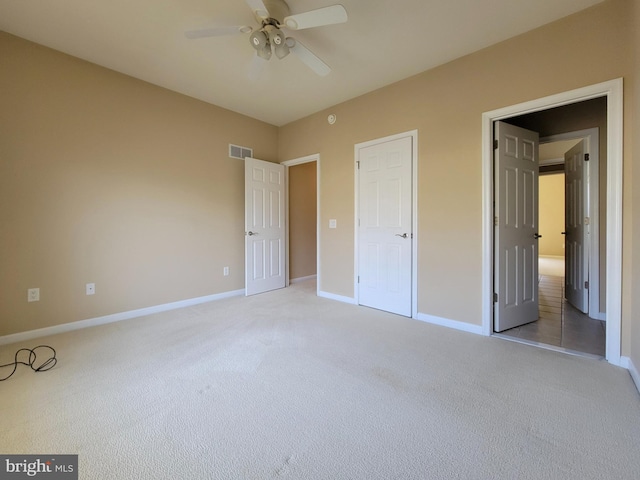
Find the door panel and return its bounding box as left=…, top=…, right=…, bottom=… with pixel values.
left=358, top=136, right=412, bottom=317
left=494, top=121, right=539, bottom=332
left=245, top=157, right=286, bottom=296
left=564, top=140, right=588, bottom=312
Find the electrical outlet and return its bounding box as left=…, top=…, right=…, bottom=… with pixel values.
left=28, top=288, right=40, bottom=302
left=86, top=283, right=95, bottom=295
left=223, top=267, right=229, bottom=276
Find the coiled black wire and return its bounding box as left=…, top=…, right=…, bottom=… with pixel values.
left=0, top=345, right=57, bottom=381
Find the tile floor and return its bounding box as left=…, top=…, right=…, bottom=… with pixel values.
left=497, top=257, right=606, bottom=357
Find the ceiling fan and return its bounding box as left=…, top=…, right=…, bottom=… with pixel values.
left=185, top=0, right=348, bottom=76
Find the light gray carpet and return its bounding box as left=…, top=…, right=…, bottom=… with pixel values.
left=1, top=280, right=639, bottom=479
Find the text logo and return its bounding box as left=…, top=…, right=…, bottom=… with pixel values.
left=0, top=455, right=77, bottom=479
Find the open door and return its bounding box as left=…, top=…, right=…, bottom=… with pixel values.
left=245, top=157, right=286, bottom=296
left=564, top=140, right=589, bottom=313
left=494, top=121, right=540, bottom=332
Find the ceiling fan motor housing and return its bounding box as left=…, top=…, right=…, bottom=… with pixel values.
left=261, top=0, right=291, bottom=25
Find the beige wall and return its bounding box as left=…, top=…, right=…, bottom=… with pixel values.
left=0, top=32, right=278, bottom=337
left=2, top=0, right=639, bottom=366
left=631, top=0, right=640, bottom=374
left=539, top=174, right=565, bottom=257
left=288, top=162, right=317, bottom=280
left=279, top=0, right=634, bottom=350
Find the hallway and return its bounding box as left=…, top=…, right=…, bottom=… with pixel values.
left=497, top=256, right=606, bottom=357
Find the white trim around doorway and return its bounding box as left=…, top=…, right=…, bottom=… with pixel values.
left=481, top=78, right=623, bottom=366
left=282, top=153, right=320, bottom=295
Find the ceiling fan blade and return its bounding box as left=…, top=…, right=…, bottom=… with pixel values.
left=246, top=0, right=270, bottom=20
left=283, top=5, right=347, bottom=30
left=185, top=26, right=252, bottom=39
left=289, top=39, right=331, bottom=76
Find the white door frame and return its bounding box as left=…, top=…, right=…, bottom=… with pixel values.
left=282, top=154, right=320, bottom=294
left=354, top=130, right=419, bottom=318
left=482, top=78, right=623, bottom=365
left=540, top=128, right=602, bottom=320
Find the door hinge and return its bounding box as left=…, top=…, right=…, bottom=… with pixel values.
left=585, top=281, right=589, bottom=289
left=358, top=276, right=360, bottom=284
left=584, top=153, right=590, bottom=161
left=356, top=161, right=360, bottom=169
left=494, top=139, right=499, bottom=150
left=494, top=216, right=498, bottom=226
left=493, top=292, right=498, bottom=303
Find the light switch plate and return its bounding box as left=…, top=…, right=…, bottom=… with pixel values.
left=329, top=219, right=337, bottom=229
left=27, top=288, right=40, bottom=302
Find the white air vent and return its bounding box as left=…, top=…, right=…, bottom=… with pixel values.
left=229, top=144, right=253, bottom=160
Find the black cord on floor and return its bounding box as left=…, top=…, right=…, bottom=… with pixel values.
left=0, top=345, right=57, bottom=381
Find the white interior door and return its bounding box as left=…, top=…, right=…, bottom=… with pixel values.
left=357, top=136, right=412, bottom=317
left=494, top=121, right=540, bottom=332
left=245, top=157, right=286, bottom=296
left=564, top=140, right=589, bottom=313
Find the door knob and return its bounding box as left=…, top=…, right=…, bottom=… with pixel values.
left=247, top=231, right=259, bottom=236
left=534, top=233, right=542, bottom=239
left=395, top=233, right=408, bottom=238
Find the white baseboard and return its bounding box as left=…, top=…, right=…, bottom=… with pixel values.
left=622, top=356, right=640, bottom=394
left=315, top=297, right=484, bottom=337
left=415, top=313, right=484, bottom=335
left=290, top=275, right=317, bottom=284
left=317, top=290, right=357, bottom=305
left=0, top=288, right=245, bottom=346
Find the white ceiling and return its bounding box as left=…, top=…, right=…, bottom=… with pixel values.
left=0, top=0, right=604, bottom=126
left=540, top=139, right=582, bottom=165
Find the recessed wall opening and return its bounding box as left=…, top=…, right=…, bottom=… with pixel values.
left=494, top=98, right=606, bottom=357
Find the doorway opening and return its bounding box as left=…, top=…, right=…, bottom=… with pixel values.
left=495, top=121, right=605, bottom=356
left=481, top=79, right=623, bottom=365
left=282, top=154, right=320, bottom=293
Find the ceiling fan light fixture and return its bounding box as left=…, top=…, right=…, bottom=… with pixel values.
left=274, top=43, right=290, bottom=59
left=268, top=27, right=286, bottom=46
left=269, top=28, right=290, bottom=59
left=249, top=29, right=269, bottom=51
left=257, top=44, right=272, bottom=60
